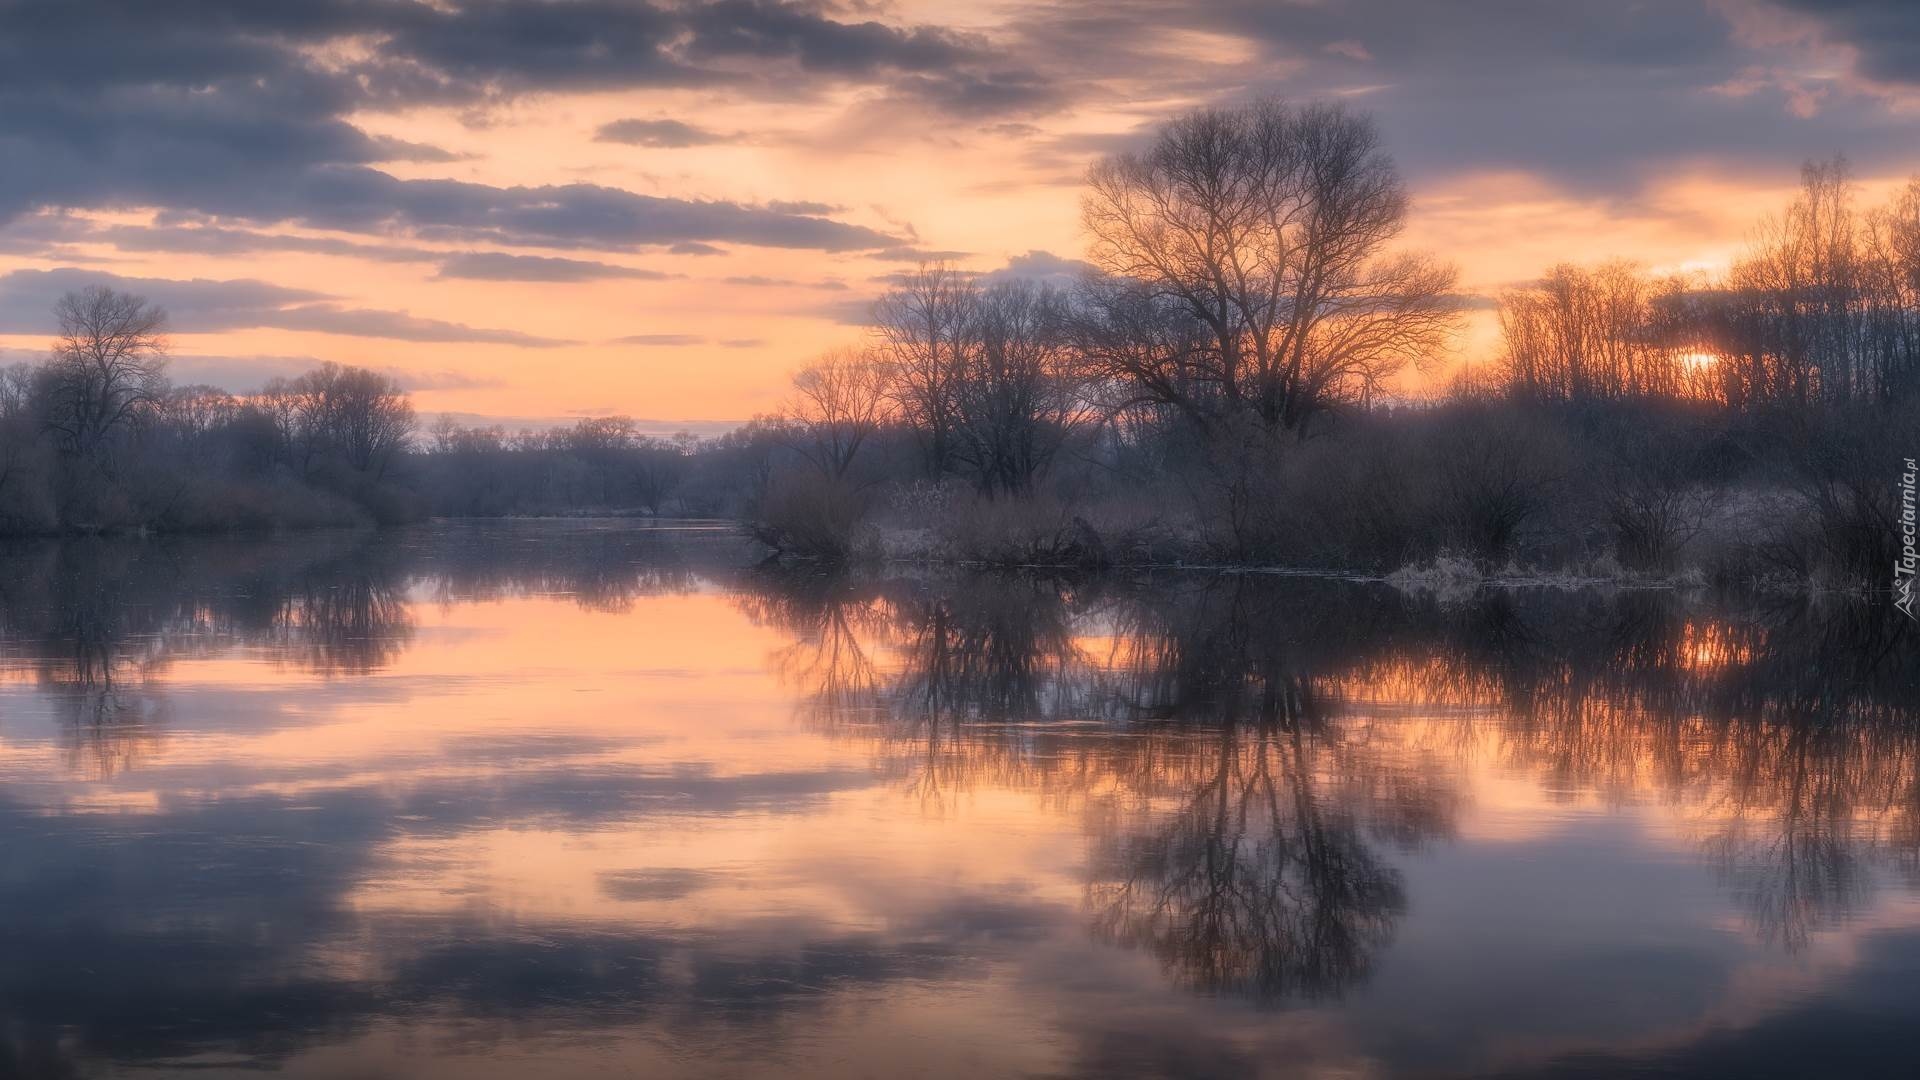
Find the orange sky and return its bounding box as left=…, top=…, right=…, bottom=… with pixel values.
left=3, top=0, right=1918, bottom=430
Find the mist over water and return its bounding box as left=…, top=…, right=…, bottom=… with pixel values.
left=1, top=522, right=1916, bottom=1079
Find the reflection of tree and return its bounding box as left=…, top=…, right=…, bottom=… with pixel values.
left=748, top=565, right=1920, bottom=1002
left=756, top=577, right=889, bottom=730
left=1087, top=723, right=1407, bottom=1003
left=0, top=523, right=738, bottom=777
left=268, top=569, right=415, bottom=676
left=41, top=642, right=170, bottom=781
left=421, top=520, right=706, bottom=613
left=748, top=571, right=1452, bottom=1002
left=1469, top=597, right=1920, bottom=951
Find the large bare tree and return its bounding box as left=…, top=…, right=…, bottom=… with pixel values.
left=1080, top=99, right=1459, bottom=433
left=41, top=286, right=170, bottom=459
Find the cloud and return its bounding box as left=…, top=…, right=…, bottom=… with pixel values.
left=91, top=223, right=436, bottom=262
left=1764, top=1, right=1920, bottom=88
left=862, top=245, right=972, bottom=262
left=164, top=353, right=329, bottom=391
left=595, top=118, right=738, bottom=147
left=608, top=333, right=707, bottom=346
left=0, top=268, right=328, bottom=334
left=0, top=268, right=568, bottom=345
left=722, top=275, right=849, bottom=289
left=435, top=252, right=674, bottom=282
left=383, top=367, right=505, bottom=391
left=887, top=69, right=1064, bottom=118
left=814, top=297, right=879, bottom=325
left=998, top=0, right=1920, bottom=196
left=669, top=241, right=727, bottom=256
left=981, top=249, right=1094, bottom=286
left=164, top=354, right=504, bottom=393
left=268, top=304, right=574, bottom=346
left=273, top=169, right=901, bottom=252
left=0, top=0, right=1062, bottom=252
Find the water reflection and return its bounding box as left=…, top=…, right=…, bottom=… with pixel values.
left=0, top=527, right=1916, bottom=1078
left=745, top=571, right=1920, bottom=985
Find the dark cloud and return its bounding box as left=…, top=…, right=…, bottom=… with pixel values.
left=888, top=68, right=1065, bottom=118
left=677, top=0, right=979, bottom=75
left=268, top=168, right=899, bottom=251
left=92, top=223, right=436, bottom=262
left=0, top=1, right=985, bottom=251
left=669, top=241, right=728, bottom=256
left=596, top=118, right=738, bottom=147
left=1005, top=0, right=1920, bottom=195
left=0, top=0, right=1073, bottom=254
left=1771, top=0, right=1920, bottom=87
left=435, top=252, right=674, bottom=282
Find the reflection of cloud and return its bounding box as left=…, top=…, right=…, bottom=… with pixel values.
left=599, top=868, right=716, bottom=901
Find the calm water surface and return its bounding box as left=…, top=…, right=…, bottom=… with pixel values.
left=2, top=522, right=1917, bottom=1079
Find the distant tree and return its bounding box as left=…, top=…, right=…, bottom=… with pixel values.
left=565, top=416, right=639, bottom=504
left=873, top=263, right=975, bottom=476
left=631, top=436, right=686, bottom=514
left=280, top=362, right=416, bottom=479
left=1497, top=260, right=1686, bottom=403
left=156, top=384, right=241, bottom=467
left=40, top=286, right=170, bottom=460
left=1080, top=99, right=1459, bottom=433
left=787, top=348, right=892, bottom=480
left=951, top=279, right=1086, bottom=496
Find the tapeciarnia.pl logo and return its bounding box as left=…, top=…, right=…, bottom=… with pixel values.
left=1899, top=456, right=1917, bottom=622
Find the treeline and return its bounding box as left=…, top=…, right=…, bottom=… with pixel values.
left=0, top=286, right=418, bottom=533
left=0, top=279, right=778, bottom=533
left=741, top=102, right=1919, bottom=591
left=1484, top=159, right=1920, bottom=408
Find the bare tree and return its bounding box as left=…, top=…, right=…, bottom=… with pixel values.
left=41, top=286, right=170, bottom=460
left=1639, top=160, right=1920, bottom=410
left=1081, top=99, right=1459, bottom=434
left=631, top=435, right=686, bottom=515
left=951, top=279, right=1088, bottom=496
left=873, top=263, right=975, bottom=475
left=1498, top=260, right=1687, bottom=403
left=279, top=362, right=416, bottom=479
left=787, top=348, right=892, bottom=480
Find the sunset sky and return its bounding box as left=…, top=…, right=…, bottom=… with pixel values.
left=3, top=0, right=1919, bottom=431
